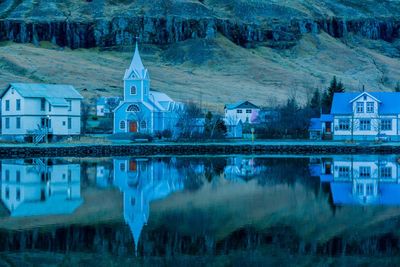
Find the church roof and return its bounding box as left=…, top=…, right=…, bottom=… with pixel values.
left=124, top=43, right=149, bottom=80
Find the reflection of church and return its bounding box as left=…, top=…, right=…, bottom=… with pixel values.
left=224, top=157, right=265, bottom=181
left=312, top=156, right=400, bottom=205
left=1, top=159, right=82, bottom=216
left=113, top=158, right=184, bottom=254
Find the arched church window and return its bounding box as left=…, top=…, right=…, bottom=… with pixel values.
left=140, top=120, right=147, bottom=129
left=130, top=86, right=137, bottom=95
left=127, top=104, right=140, bottom=112
left=120, top=120, right=126, bottom=129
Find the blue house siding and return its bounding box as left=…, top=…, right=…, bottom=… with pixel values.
left=330, top=92, right=400, bottom=141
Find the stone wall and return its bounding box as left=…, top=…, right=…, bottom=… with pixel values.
left=0, top=143, right=398, bottom=158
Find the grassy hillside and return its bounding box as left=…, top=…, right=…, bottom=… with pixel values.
left=1, top=29, right=400, bottom=110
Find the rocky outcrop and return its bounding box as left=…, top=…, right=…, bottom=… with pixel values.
left=0, top=16, right=399, bottom=49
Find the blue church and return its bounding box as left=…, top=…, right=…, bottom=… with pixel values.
left=113, top=43, right=183, bottom=135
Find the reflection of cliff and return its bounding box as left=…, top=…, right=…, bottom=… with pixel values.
left=314, top=156, right=400, bottom=206
left=0, top=159, right=82, bottom=217
left=1, top=157, right=400, bottom=260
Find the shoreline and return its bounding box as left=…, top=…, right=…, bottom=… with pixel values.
left=1, top=141, right=400, bottom=158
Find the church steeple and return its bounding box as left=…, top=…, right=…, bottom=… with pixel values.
left=124, top=42, right=148, bottom=80
left=123, top=41, right=150, bottom=102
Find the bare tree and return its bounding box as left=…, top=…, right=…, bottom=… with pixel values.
left=176, top=102, right=203, bottom=139
left=81, top=101, right=92, bottom=135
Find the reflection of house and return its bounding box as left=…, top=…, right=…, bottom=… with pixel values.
left=224, top=101, right=260, bottom=125
left=331, top=92, right=400, bottom=141
left=113, top=158, right=184, bottom=254
left=1, top=159, right=82, bottom=216
left=309, top=115, right=333, bottom=140
left=224, top=157, right=265, bottom=181
left=113, top=43, right=183, bottom=135
left=96, top=164, right=112, bottom=188
left=316, top=156, right=400, bottom=205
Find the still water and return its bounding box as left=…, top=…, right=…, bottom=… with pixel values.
left=1, top=155, right=400, bottom=266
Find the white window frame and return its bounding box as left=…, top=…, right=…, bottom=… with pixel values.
left=366, top=102, right=374, bottom=113
left=16, top=99, right=21, bottom=111
left=380, top=166, right=392, bottom=178
left=130, top=86, right=137, bottom=95
left=359, top=166, right=371, bottom=177
left=127, top=104, right=140, bottom=112
left=120, top=163, right=126, bottom=172
left=356, top=102, right=364, bottom=113
left=338, top=166, right=350, bottom=177
left=120, top=120, right=126, bottom=130
left=366, top=183, right=374, bottom=196
left=381, top=119, right=392, bottom=131
left=140, top=120, right=147, bottom=129
left=16, top=117, right=21, bottom=129
left=338, top=119, right=350, bottom=130
left=67, top=100, right=72, bottom=112
left=359, top=119, right=371, bottom=131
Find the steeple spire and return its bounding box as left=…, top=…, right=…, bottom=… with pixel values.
left=124, top=40, right=148, bottom=80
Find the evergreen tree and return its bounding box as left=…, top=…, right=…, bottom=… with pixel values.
left=321, top=76, right=345, bottom=113
left=309, top=89, right=321, bottom=117
left=204, top=111, right=213, bottom=137
left=395, top=82, right=400, bottom=92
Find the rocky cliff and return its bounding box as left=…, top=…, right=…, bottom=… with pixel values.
left=1, top=0, right=400, bottom=106
left=1, top=1, right=400, bottom=49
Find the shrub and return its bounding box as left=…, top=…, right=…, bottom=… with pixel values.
left=161, top=129, right=173, bottom=139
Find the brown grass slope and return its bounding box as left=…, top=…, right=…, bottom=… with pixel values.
left=1, top=29, right=400, bottom=109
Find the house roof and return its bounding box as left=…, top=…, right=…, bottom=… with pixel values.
left=331, top=92, right=400, bottom=115
left=225, top=101, right=260, bottom=110
left=350, top=92, right=381, bottom=103
left=320, top=114, right=333, bottom=122
left=309, top=118, right=321, bottom=131
left=2, top=83, right=83, bottom=99
left=47, top=97, right=69, bottom=107
left=10, top=195, right=83, bottom=217
left=97, top=97, right=107, bottom=105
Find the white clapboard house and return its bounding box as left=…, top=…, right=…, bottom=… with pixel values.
left=0, top=83, right=83, bottom=142
left=224, top=101, right=260, bottom=125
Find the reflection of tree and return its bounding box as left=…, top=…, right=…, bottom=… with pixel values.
left=258, top=158, right=319, bottom=194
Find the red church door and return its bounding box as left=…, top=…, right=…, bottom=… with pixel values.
left=129, top=121, right=138, bottom=133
